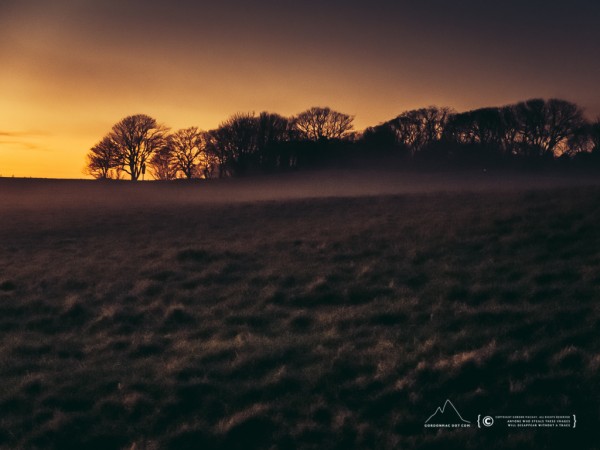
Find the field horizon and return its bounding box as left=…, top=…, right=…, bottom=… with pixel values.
left=1, top=169, right=599, bottom=449
left=2, top=167, right=600, bottom=208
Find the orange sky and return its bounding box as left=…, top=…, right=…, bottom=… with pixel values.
left=1, top=0, right=599, bottom=178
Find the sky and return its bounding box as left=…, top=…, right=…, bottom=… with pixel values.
left=1, top=0, right=599, bottom=178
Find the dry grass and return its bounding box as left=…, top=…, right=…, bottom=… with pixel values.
left=0, top=175, right=599, bottom=449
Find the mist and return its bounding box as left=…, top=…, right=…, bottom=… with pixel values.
left=2, top=169, right=600, bottom=213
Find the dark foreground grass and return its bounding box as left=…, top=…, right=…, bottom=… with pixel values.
left=0, top=183, right=599, bottom=449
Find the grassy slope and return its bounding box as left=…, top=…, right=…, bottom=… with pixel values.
left=0, top=180, right=599, bottom=449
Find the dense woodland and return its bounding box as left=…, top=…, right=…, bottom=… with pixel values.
left=85, top=99, right=600, bottom=180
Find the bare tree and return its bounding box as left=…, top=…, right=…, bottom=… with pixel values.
left=256, top=112, right=293, bottom=169
left=568, top=117, right=600, bottom=156
left=293, top=107, right=354, bottom=141
left=204, top=129, right=231, bottom=178
left=256, top=112, right=291, bottom=149
left=109, top=114, right=168, bottom=180
left=168, top=127, right=207, bottom=179
left=84, top=136, right=121, bottom=179
left=207, top=113, right=261, bottom=176
left=513, top=99, right=585, bottom=157
left=544, top=99, right=586, bottom=156
left=387, top=107, right=452, bottom=156
left=444, top=100, right=586, bottom=159
left=360, top=122, right=413, bottom=159
left=149, top=144, right=177, bottom=180
left=498, top=105, right=521, bottom=155
left=197, top=149, right=220, bottom=179
left=204, top=112, right=294, bottom=176
left=446, top=106, right=519, bottom=156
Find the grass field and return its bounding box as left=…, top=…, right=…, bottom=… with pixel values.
left=0, top=172, right=599, bottom=449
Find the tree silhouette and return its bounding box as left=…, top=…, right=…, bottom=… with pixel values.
left=84, top=99, right=597, bottom=179
left=513, top=99, right=585, bottom=158
left=565, top=122, right=595, bottom=156
left=84, top=136, right=121, bottom=179
left=361, top=123, right=404, bottom=155
left=447, top=108, right=500, bottom=146
left=386, top=107, right=453, bottom=156
left=204, top=130, right=231, bottom=178
left=207, top=113, right=260, bottom=176
left=255, top=112, right=293, bottom=170
left=204, top=112, right=294, bottom=176
left=108, top=114, right=168, bottom=180
left=293, top=107, right=354, bottom=141
left=168, top=127, right=207, bottom=179
left=497, top=106, right=521, bottom=155
left=442, top=101, right=588, bottom=163
left=544, top=99, right=586, bottom=156
left=149, top=144, right=178, bottom=180
left=444, top=106, right=519, bottom=162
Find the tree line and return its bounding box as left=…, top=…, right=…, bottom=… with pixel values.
left=85, top=100, right=600, bottom=180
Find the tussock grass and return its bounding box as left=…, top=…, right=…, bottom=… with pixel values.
left=0, top=180, right=599, bottom=448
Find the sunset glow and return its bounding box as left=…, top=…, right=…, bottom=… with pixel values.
left=1, top=0, right=599, bottom=178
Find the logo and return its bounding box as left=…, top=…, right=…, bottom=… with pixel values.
left=424, top=399, right=472, bottom=428
left=423, top=398, right=577, bottom=430
left=482, top=416, right=494, bottom=427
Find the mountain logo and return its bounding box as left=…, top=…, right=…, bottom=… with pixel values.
left=424, top=399, right=472, bottom=428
